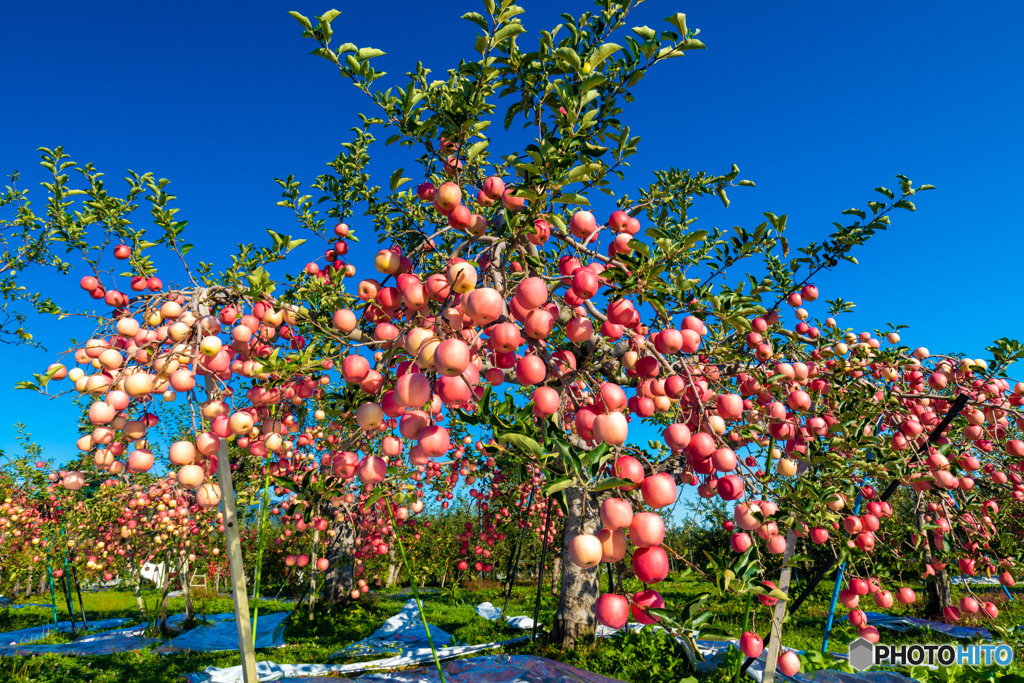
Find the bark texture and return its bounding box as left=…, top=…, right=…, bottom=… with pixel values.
left=915, top=497, right=952, bottom=617
left=550, top=485, right=600, bottom=648
left=323, top=522, right=356, bottom=604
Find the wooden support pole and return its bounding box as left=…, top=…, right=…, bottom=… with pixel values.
left=206, top=371, right=257, bottom=681
left=762, top=531, right=797, bottom=683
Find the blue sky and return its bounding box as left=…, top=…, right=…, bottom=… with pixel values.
left=1, top=0, right=1022, bottom=491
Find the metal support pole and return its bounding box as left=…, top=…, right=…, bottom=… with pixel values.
left=822, top=493, right=863, bottom=652
left=45, top=565, right=59, bottom=627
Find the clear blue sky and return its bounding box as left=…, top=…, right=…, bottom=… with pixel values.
left=1, top=0, right=1022, bottom=478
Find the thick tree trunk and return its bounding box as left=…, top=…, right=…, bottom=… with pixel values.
left=915, top=497, right=952, bottom=618
left=926, top=571, right=952, bottom=618
left=550, top=556, right=561, bottom=596
left=550, top=485, right=600, bottom=648
left=323, top=522, right=355, bottom=605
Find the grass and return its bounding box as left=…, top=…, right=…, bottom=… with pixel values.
left=0, top=576, right=1021, bottom=683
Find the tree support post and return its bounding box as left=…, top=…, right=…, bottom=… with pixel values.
left=501, top=487, right=535, bottom=618
left=206, top=373, right=257, bottom=683
left=821, top=492, right=863, bottom=652
left=70, top=564, right=88, bottom=630
left=762, top=531, right=797, bottom=683
left=45, top=564, right=60, bottom=628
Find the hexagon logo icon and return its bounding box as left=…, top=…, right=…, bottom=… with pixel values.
left=849, top=637, right=874, bottom=671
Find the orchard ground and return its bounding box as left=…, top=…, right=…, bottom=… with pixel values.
left=1, top=574, right=1019, bottom=683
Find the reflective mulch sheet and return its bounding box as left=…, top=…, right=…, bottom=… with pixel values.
left=5, top=604, right=53, bottom=610
left=813, top=671, right=920, bottom=683
left=0, top=631, right=165, bottom=657
left=0, top=618, right=130, bottom=648
left=863, top=611, right=992, bottom=640
left=184, top=641, right=532, bottom=683
left=341, top=654, right=628, bottom=683
left=154, top=612, right=289, bottom=654
left=475, top=602, right=535, bottom=630
left=326, top=599, right=528, bottom=677
left=263, top=654, right=629, bottom=683
left=185, top=601, right=533, bottom=683
left=332, top=599, right=457, bottom=658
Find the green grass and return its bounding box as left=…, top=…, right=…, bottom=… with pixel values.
left=0, top=578, right=1021, bottom=683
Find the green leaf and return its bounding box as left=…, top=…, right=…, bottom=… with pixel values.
left=318, top=14, right=335, bottom=44
left=663, top=13, right=687, bottom=37
left=594, top=477, right=630, bottom=491
left=497, top=433, right=542, bottom=456
left=466, top=139, right=489, bottom=162
left=543, top=477, right=574, bottom=496
left=364, top=486, right=387, bottom=509
left=553, top=47, right=582, bottom=71
left=579, top=74, right=606, bottom=93
left=288, top=11, right=313, bottom=30
left=627, top=239, right=650, bottom=258
left=310, top=47, right=337, bottom=62
left=389, top=168, right=411, bottom=192
left=842, top=208, right=866, bottom=220
left=894, top=199, right=916, bottom=211
left=492, top=23, right=526, bottom=46
left=461, top=11, right=488, bottom=30
left=356, top=47, right=386, bottom=60
left=587, top=43, right=622, bottom=70
left=39, top=365, right=61, bottom=387
left=585, top=442, right=610, bottom=469
left=272, top=476, right=299, bottom=494
left=644, top=607, right=682, bottom=629
left=551, top=193, right=590, bottom=206
left=474, top=35, right=488, bottom=56
left=715, top=186, right=729, bottom=208
left=632, top=26, right=656, bottom=41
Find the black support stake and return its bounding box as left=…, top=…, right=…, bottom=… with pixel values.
left=71, top=564, right=88, bottom=630
left=531, top=497, right=555, bottom=642
left=502, top=487, right=535, bottom=619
